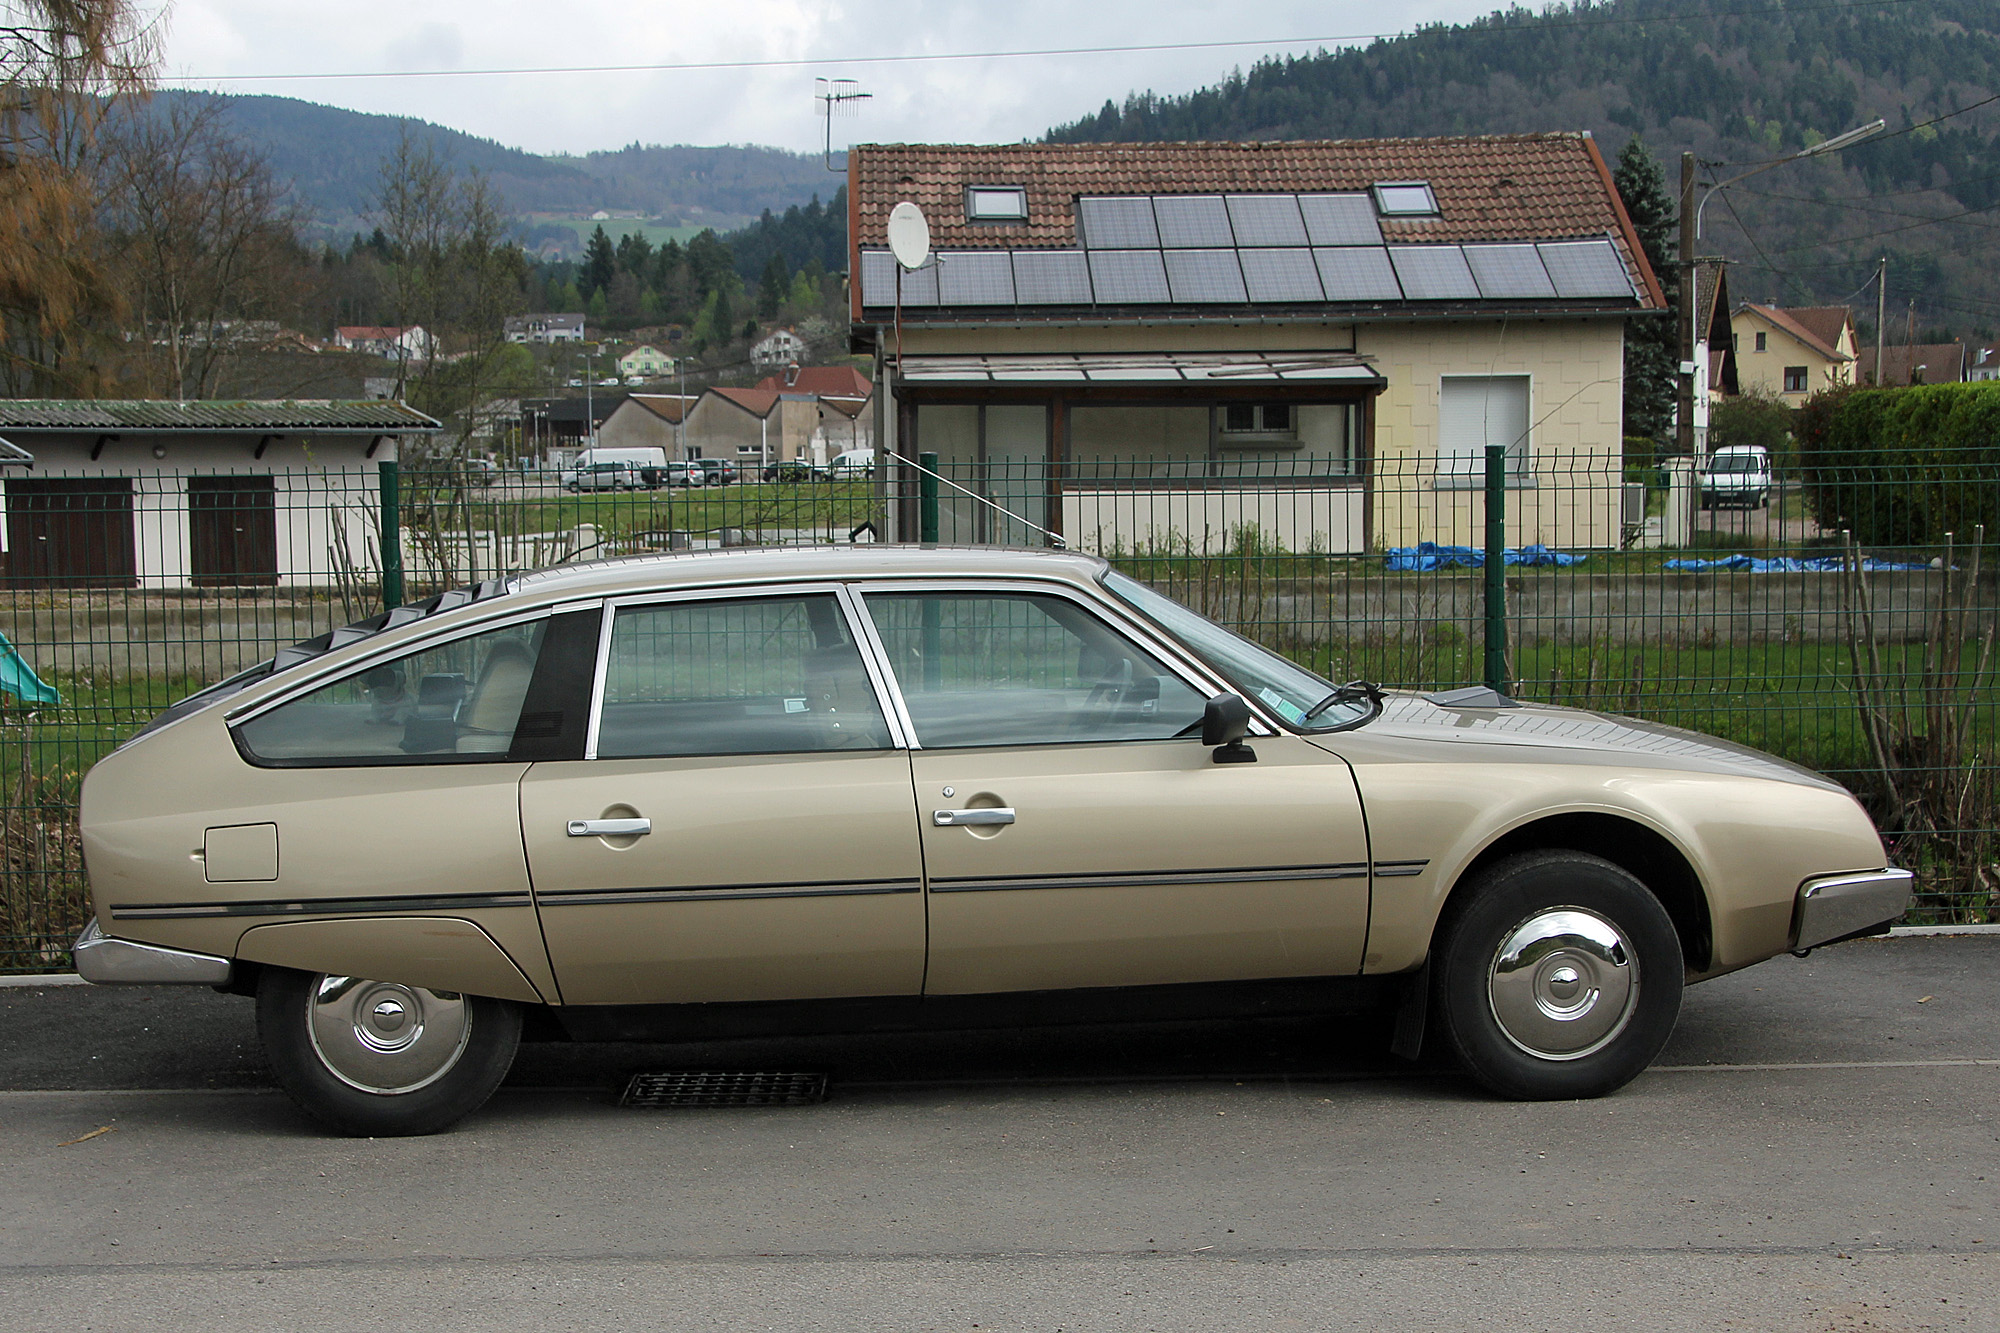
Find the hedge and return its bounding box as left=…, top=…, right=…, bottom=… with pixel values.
left=1795, top=381, right=2000, bottom=550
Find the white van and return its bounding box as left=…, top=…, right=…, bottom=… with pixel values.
left=561, top=447, right=669, bottom=490
left=1699, top=445, right=1773, bottom=510
left=826, top=448, right=876, bottom=481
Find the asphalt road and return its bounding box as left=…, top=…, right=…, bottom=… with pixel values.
left=3, top=935, right=1995, bottom=1332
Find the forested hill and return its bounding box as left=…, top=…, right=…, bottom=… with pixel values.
left=1049, top=0, right=2000, bottom=337
left=153, top=92, right=834, bottom=234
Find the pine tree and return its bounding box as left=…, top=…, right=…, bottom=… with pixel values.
left=582, top=225, right=616, bottom=300
left=1613, top=136, right=1680, bottom=448
left=757, top=251, right=789, bottom=322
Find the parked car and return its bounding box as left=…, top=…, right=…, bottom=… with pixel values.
left=74, top=546, right=1908, bottom=1135
left=826, top=449, right=876, bottom=481
left=1699, top=445, right=1772, bottom=509
left=564, top=461, right=637, bottom=492
left=690, top=459, right=738, bottom=485
left=638, top=461, right=706, bottom=489
left=761, top=460, right=821, bottom=483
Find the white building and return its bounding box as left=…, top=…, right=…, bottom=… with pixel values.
left=505, top=313, right=587, bottom=345
left=750, top=328, right=810, bottom=370
left=0, top=400, right=439, bottom=591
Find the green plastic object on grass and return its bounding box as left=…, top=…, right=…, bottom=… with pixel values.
left=0, top=631, right=58, bottom=706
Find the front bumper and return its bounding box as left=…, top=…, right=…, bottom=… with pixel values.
left=1791, top=869, right=1915, bottom=951
left=72, top=920, right=233, bottom=986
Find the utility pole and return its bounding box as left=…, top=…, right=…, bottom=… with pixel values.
left=1678, top=151, right=1696, bottom=458
left=1875, top=256, right=1887, bottom=387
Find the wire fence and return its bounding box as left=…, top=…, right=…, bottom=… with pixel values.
left=0, top=447, right=1991, bottom=970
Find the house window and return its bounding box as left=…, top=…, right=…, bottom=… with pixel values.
left=1219, top=403, right=1294, bottom=439
left=1755, top=331, right=1768, bottom=352
left=1783, top=365, right=1808, bottom=393
left=1372, top=182, right=1440, bottom=217
left=1437, top=375, right=1531, bottom=487
left=965, top=185, right=1028, bottom=223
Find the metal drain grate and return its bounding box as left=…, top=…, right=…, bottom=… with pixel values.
left=619, top=1071, right=829, bottom=1109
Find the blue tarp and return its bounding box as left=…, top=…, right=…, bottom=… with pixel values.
left=1661, top=555, right=1931, bottom=573
left=1384, top=543, right=1587, bottom=571
left=0, top=631, right=58, bottom=706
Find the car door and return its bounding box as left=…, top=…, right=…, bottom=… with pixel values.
left=855, top=583, right=1372, bottom=996
left=519, top=586, right=926, bottom=1005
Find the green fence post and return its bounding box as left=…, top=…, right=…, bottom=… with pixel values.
left=378, top=458, right=404, bottom=610
left=1482, top=442, right=1508, bottom=694
left=918, top=451, right=940, bottom=544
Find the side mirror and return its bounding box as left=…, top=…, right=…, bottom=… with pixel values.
left=1201, top=693, right=1257, bottom=764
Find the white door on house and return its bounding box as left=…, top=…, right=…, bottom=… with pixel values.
left=1437, top=375, right=1531, bottom=486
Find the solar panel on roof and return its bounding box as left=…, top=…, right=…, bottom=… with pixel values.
left=1538, top=240, right=1636, bottom=298
left=1463, top=244, right=1557, bottom=300
left=1298, top=194, right=1383, bottom=246
left=1153, top=196, right=1235, bottom=249
left=1240, top=249, right=1323, bottom=303
left=894, top=259, right=941, bottom=306
left=1011, top=250, right=1093, bottom=304
left=1078, top=197, right=1160, bottom=249
left=1226, top=195, right=1309, bottom=247
left=859, top=250, right=898, bottom=307
left=1314, top=247, right=1402, bottom=301
left=1388, top=246, right=1480, bottom=300
left=936, top=251, right=1017, bottom=305
left=1087, top=250, right=1172, bottom=303
left=1164, top=250, right=1247, bottom=303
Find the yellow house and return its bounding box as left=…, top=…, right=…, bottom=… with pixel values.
left=848, top=137, right=1665, bottom=554
left=1729, top=305, right=1854, bottom=403
left=616, top=344, right=675, bottom=381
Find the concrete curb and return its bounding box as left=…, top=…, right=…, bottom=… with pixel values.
left=3, top=923, right=1994, bottom=988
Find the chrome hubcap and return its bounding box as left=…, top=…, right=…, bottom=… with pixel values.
left=1487, top=907, right=1638, bottom=1061
left=307, top=976, right=472, bottom=1095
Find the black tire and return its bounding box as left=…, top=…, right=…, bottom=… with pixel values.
left=257, top=968, right=521, bottom=1136
left=1431, top=850, right=1683, bottom=1100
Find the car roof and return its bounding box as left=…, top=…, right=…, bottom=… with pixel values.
left=508, top=543, right=1108, bottom=601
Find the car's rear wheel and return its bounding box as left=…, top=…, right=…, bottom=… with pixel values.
left=1431, top=850, right=1682, bottom=1100
left=257, top=968, right=521, bottom=1136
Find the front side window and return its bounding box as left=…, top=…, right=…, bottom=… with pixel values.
left=235, top=619, right=547, bottom=764
left=595, top=594, right=890, bottom=758
left=864, top=591, right=1206, bottom=747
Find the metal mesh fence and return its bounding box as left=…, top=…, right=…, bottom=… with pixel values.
left=0, top=447, right=1990, bottom=971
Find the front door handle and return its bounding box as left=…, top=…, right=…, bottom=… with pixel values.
left=567, top=818, right=652, bottom=837
left=933, top=807, right=1015, bottom=827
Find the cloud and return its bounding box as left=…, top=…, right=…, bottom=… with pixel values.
left=160, top=0, right=1498, bottom=155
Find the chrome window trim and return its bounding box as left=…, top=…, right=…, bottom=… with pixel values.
left=583, top=582, right=911, bottom=761
left=224, top=605, right=558, bottom=729
left=845, top=575, right=1274, bottom=743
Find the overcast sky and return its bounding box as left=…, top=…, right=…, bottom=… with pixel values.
left=152, top=0, right=1506, bottom=156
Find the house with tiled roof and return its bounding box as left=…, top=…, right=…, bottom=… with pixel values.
left=1730, top=304, right=1855, bottom=403
left=1857, top=342, right=1966, bottom=386
left=848, top=136, right=1666, bottom=551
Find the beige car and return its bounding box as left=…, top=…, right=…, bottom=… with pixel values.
left=75, top=547, right=1910, bottom=1135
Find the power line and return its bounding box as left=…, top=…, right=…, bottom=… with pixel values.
left=161, top=0, right=1928, bottom=85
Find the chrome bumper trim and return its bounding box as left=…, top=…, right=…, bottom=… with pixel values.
left=1792, top=869, right=1915, bottom=951
left=72, top=920, right=233, bottom=986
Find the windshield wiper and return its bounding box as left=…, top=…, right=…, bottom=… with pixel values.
left=1303, top=679, right=1384, bottom=723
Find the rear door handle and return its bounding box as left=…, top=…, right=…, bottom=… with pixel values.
left=933, top=808, right=1015, bottom=827
left=567, top=818, right=652, bottom=837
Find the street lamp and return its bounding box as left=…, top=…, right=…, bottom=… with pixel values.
left=1679, top=118, right=1885, bottom=457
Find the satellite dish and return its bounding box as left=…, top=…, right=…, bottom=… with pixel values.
left=887, top=201, right=931, bottom=271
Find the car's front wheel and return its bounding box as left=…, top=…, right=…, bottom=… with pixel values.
left=1431, top=850, right=1683, bottom=1100
left=257, top=968, right=521, bottom=1136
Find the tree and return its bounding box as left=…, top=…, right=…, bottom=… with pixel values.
left=0, top=0, right=155, bottom=393
left=756, top=250, right=788, bottom=322
left=1613, top=135, right=1679, bottom=447
left=581, top=225, right=615, bottom=300
left=102, top=95, right=300, bottom=398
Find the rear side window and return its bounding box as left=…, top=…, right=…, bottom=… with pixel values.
left=594, top=594, right=891, bottom=758
left=235, top=620, right=547, bottom=764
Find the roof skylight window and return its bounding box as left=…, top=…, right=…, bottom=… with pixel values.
left=1372, top=182, right=1440, bottom=217
left=966, top=185, right=1029, bottom=223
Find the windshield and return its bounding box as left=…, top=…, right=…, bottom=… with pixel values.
left=1102, top=571, right=1371, bottom=730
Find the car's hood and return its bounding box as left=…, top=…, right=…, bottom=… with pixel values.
left=1353, top=693, right=1844, bottom=789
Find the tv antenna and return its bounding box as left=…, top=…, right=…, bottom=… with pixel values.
left=815, top=77, right=872, bottom=172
